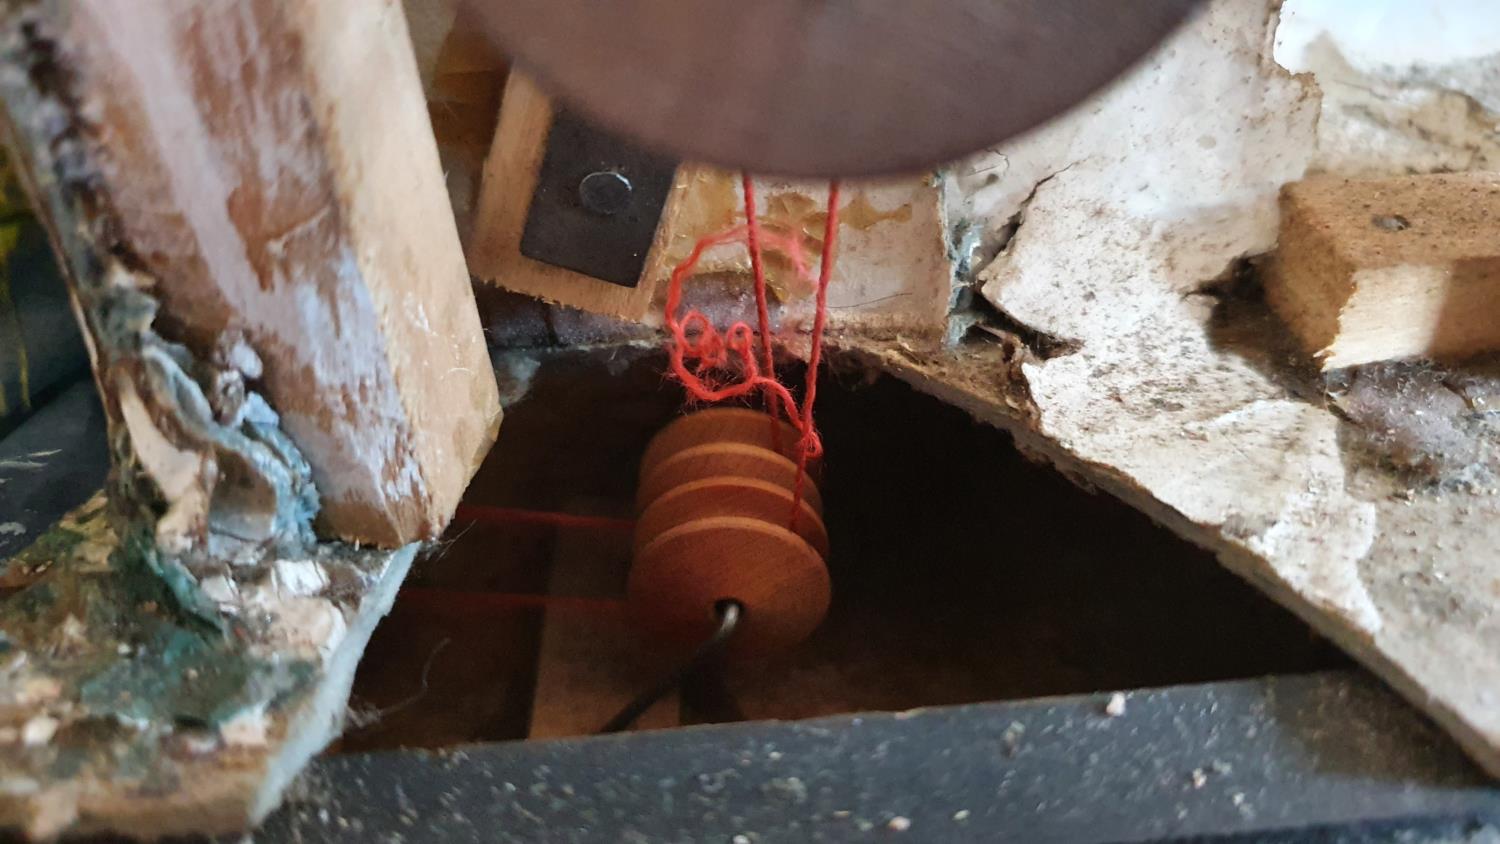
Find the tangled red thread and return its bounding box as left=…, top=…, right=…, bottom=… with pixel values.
left=664, top=175, right=841, bottom=520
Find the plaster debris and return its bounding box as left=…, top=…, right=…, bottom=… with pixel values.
left=20, top=716, right=57, bottom=747
left=273, top=558, right=330, bottom=596
left=220, top=708, right=270, bottom=749
left=1104, top=693, right=1127, bottom=717
left=848, top=0, right=1500, bottom=778
left=198, top=574, right=238, bottom=607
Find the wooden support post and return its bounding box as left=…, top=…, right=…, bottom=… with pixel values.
left=3, top=0, right=500, bottom=547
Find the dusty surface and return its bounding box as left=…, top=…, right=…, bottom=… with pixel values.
left=840, top=0, right=1500, bottom=777
left=0, top=498, right=414, bottom=840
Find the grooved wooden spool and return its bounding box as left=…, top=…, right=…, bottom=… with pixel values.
left=639, top=407, right=819, bottom=486
left=637, top=442, right=824, bottom=514
left=634, top=476, right=830, bottom=560
left=629, top=410, right=831, bottom=656
left=629, top=516, right=830, bottom=656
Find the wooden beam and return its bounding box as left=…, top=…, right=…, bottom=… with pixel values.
left=1267, top=173, right=1500, bottom=370
left=15, top=0, right=500, bottom=546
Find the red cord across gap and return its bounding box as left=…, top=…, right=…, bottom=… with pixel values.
left=454, top=504, right=635, bottom=534
left=398, top=586, right=628, bottom=615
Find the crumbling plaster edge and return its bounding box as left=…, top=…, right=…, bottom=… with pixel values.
left=844, top=337, right=1500, bottom=780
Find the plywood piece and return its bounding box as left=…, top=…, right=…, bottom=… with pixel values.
left=1266, top=173, right=1500, bottom=369
left=46, top=0, right=500, bottom=546
left=529, top=498, right=678, bottom=738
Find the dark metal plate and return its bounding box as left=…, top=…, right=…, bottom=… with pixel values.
left=254, top=672, right=1498, bottom=843
left=472, top=0, right=1205, bottom=177
left=519, top=110, right=677, bottom=287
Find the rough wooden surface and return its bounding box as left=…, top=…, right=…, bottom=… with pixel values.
left=59, top=0, right=499, bottom=547
left=1267, top=173, right=1500, bottom=369
left=529, top=498, right=679, bottom=738
left=467, top=72, right=952, bottom=334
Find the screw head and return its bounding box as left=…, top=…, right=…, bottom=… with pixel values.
left=578, top=170, right=633, bottom=216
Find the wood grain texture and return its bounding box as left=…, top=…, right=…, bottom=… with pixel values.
left=59, top=0, right=500, bottom=545
left=634, top=475, right=829, bottom=561
left=636, top=442, right=823, bottom=514
left=629, top=515, right=830, bottom=657
left=639, top=407, right=811, bottom=483
left=1266, top=173, right=1500, bottom=369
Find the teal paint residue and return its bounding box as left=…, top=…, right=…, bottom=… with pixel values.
left=78, top=621, right=312, bottom=727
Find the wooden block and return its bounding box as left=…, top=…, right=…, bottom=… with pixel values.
left=466, top=74, right=953, bottom=332
left=46, top=0, right=501, bottom=546
left=1266, top=173, right=1500, bottom=370
left=467, top=73, right=672, bottom=320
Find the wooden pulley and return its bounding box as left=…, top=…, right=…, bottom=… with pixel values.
left=639, top=407, right=821, bottom=487
left=629, top=408, right=831, bottom=656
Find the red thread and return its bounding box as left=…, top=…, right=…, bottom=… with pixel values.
left=662, top=178, right=843, bottom=529
left=397, top=586, right=628, bottom=615
left=454, top=504, right=635, bottom=534
left=742, top=173, right=784, bottom=453
left=789, top=180, right=841, bottom=526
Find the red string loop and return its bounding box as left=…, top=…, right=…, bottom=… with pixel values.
left=662, top=177, right=842, bottom=521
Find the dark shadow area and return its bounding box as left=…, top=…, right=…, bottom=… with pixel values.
left=344, top=348, right=1349, bottom=749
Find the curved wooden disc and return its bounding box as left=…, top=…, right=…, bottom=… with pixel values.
left=637, top=443, right=822, bottom=514
left=629, top=516, right=830, bottom=656
left=634, top=475, right=830, bottom=561
left=471, top=0, right=1201, bottom=177
left=640, top=408, right=818, bottom=485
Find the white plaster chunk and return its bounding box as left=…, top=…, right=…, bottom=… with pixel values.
left=20, top=716, right=58, bottom=748
left=272, top=558, right=330, bottom=597
left=198, top=575, right=238, bottom=608
left=220, top=707, right=270, bottom=749
left=925, top=0, right=1500, bottom=775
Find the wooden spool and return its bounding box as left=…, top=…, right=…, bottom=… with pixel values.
left=635, top=476, right=830, bottom=560
left=629, top=409, right=831, bottom=656
left=639, top=407, right=820, bottom=487
left=637, top=443, right=824, bottom=514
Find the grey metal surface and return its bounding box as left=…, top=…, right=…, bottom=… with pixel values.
left=519, top=110, right=677, bottom=287
left=0, top=378, right=106, bottom=560
left=260, top=671, right=1499, bottom=842
left=471, top=0, right=1203, bottom=176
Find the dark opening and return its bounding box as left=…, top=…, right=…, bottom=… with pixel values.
left=339, top=350, right=1348, bottom=752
